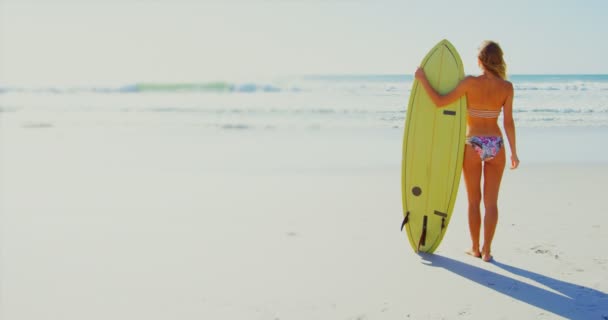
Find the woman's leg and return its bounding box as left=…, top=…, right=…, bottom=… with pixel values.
left=462, top=145, right=483, bottom=257
left=481, top=147, right=506, bottom=261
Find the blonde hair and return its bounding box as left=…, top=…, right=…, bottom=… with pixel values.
left=478, top=41, right=507, bottom=79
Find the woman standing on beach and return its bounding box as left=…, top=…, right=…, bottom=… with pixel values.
left=414, top=41, right=520, bottom=262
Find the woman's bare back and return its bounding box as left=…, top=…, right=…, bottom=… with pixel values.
left=466, top=75, right=513, bottom=137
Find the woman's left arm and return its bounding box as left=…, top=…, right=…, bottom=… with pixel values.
left=414, top=67, right=471, bottom=107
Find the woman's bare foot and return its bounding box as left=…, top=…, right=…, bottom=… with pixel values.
left=466, top=249, right=481, bottom=258
left=482, top=253, right=493, bottom=262
left=481, top=245, right=493, bottom=262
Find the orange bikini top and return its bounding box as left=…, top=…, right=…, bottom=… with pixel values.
left=468, top=106, right=501, bottom=118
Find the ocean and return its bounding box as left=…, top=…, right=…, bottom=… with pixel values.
left=1, top=74, right=608, bottom=131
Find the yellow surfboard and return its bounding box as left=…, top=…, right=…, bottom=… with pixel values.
left=401, top=39, right=467, bottom=253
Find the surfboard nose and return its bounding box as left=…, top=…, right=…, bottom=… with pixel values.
left=439, top=38, right=450, bottom=44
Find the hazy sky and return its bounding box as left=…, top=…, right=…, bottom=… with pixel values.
left=1, top=0, right=607, bottom=84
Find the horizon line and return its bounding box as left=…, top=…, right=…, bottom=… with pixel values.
left=1, top=73, right=608, bottom=87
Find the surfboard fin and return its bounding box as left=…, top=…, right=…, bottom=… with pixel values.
left=434, top=210, right=447, bottom=230
left=400, top=211, right=410, bottom=231
left=418, top=216, right=428, bottom=250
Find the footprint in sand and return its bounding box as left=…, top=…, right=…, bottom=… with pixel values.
left=531, top=245, right=551, bottom=254
left=530, top=245, right=560, bottom=259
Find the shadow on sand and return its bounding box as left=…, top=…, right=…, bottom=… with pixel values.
left=420, top=253, right=608, bottom=320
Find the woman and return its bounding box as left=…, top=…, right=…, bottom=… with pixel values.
left=414, top=41, right=520, bottom=262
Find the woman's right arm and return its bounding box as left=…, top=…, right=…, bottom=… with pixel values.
left=415, top=68, right=471, bottom=107
left=503, top=83, right=519, bottom=169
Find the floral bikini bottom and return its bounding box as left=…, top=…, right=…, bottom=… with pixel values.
left=466, top=136, right=503, bottom=161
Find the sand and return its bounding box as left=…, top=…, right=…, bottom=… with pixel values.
left=1, top=124, right=607, bottom=319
